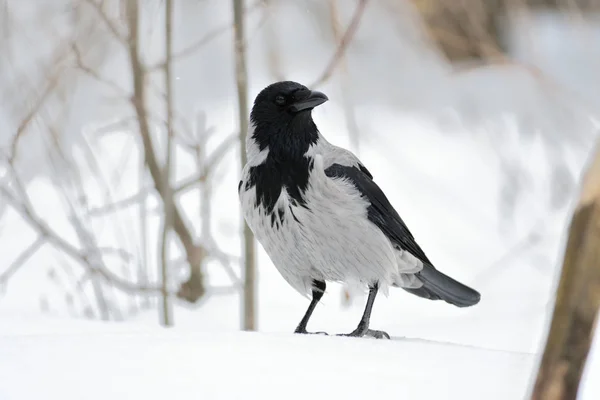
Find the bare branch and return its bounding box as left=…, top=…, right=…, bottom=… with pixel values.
left=138, top=166, right=150, bottom=308
left=83, top=0, right=127, bottom=43
left=174, top=132, right=237, bottom=194
left=9, top=69, right=62, bottom=163
left=148, top=1, right=265, bottom=71
left=79, top=266, right=164, bottom=295
left=310, top=0, right=370, bottom=89
left=207, top=285, right=239, bottom=296
left=206, top=240, right=242, bottom=288
left=125, top=0, right=206, bottom=303
left=262, top=0, right=284, bottom=81
left=0, top=179, right=159, bottom=297
left=87, top=186, right=153, bottom=217
left=472, top=221, right=543, bottom=287
left=83, top=116, right=137, bottom=138
left=233, top=0, right=256, bottom=331
left=0, top=236, right=45, bottom=286
left=71, top=42, right=129, bottom=97
left=96, top=246, right=134, bottom=262
left=159, top=0, right=176, bottom=327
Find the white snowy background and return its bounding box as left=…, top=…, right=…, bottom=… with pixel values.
left=0, top=1, right=599, bottom=399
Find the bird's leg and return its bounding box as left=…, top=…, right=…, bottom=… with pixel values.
left=294, top=280, right=328, bottom=335
left=337, top=282, right=390, bottom=339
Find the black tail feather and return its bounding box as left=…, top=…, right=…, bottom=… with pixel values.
left=402, top=264, right=481, bottom=307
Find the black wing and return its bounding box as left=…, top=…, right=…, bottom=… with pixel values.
left=325, top=163, right=481, bottom=307
left=324, top=163, right=431, bottom=264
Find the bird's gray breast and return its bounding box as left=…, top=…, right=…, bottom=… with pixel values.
left=239, top=151, right=399, bottom=293
left=238, top=154, right=316, bottom=294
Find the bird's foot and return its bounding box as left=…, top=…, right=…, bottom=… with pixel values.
left=294, top=328, right=329, bottom=336
left=336, top=328, right=390, bottom=340
left=365, top=329, right=390, bottom=339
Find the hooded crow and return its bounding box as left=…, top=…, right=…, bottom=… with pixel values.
left=238, top=81, right=481, bottom=339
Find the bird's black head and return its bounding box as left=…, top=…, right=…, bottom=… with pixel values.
left=249, top=81, right=328, bottom=153
left=250, top=81, right=328, bottom=123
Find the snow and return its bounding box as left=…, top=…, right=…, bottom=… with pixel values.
left=0, top=317, right=597, bottom=400
left=0, top=324, right=532, bottom=400
left=1, top=2, right=600, bottom=399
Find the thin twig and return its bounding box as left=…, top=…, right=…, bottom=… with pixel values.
left=41, top=118, right=115, bottom=320
left=9, top=69, right=62, bottom=163
left=84, top=0, right=127, bottom=43
left=0, top=184, right=159, bottom=294
left=208, top=286, right=239, bottom=296
left=97, top=246, right=134, bottom=261
left=174, top=133, right=237, bottom=194
left=71, top=42, right=129, bottom=96
left=206, top=240, right=242, bottom=288
left=0, top=236, right=45, bottom=285
left=87, top=186, right=153, bottom=217
left=310, top=0, right=370, bottom=89
left=79, top=127, right=142, bottom=278
left=148, top=1, right=264, bottom=71
left=472, top=222, right=544, bottom=287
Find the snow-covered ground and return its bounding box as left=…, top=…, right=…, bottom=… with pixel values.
left=0, top=67, right=596, bottom=400
left=0, top=329, right=534, bottom=400
left=0, top=314, right=598, bottom=400
left=2, top=2, right=600, bottom=399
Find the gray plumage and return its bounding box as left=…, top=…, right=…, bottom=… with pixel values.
left=240, top=132, right=424, bottom=296
left=238, top=81, right=480, bottom=338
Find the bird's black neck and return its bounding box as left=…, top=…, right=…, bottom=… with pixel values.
left=251, top=112, right=319, bottom=161
left=245, top=113, right=319, bottom=214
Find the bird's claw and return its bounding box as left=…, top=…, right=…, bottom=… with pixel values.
left=336, top=328, right=390, bottom=340
left=295, top=330, right=329, bottom=336
left=365, top=329, right=390, bottom=339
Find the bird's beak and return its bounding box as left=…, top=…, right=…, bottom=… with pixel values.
left=289, top=90, right=329, bottom=113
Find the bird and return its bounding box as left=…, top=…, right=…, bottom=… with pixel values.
left=238, top=81, right=481, bottom=339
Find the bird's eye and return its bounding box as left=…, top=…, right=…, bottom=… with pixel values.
left=274, top=95, right=286, bottom=106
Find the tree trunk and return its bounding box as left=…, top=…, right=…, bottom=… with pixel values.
left=531, top=143, right=600, bottom=399
left=232, top=0, right=256, bottom=331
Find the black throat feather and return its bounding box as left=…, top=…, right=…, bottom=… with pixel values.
left=244, top=112, right=319, bottom=218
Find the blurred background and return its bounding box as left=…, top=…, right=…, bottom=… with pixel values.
left=0, top=0, right=598, bottom=356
